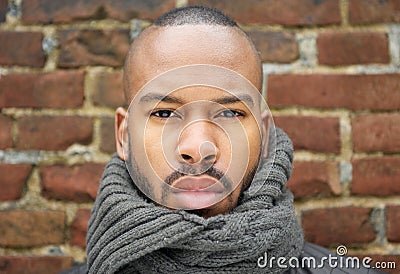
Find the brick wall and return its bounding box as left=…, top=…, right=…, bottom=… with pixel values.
left=0, top=0, right=399, bottom=273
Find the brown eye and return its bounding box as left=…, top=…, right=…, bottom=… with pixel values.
left=151, top=110, right=178, bottom=118
left=218, top=109, right=243, bottom=118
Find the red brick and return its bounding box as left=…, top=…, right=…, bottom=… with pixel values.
left=0, top=0, right=7, bottom=22
left=302, top=206, right=376, bottom=246
left=0, top=256, right=73, bottom=274
left=58, top=29, right=130, bottom=68
left=0, top=31, right=46, bottom=67
left=91, top=71, right=125, bottom=108
left=189, top=0, right=340, bottom=26
left=100, top=116, right=116, bottom=154
left=0, top=164, right=32, bottom=201
left=0, top=114, right=12, bottom=149
left=349, top=0, right=400, bottom=24
left=288, top=161, right=341, bottom=199
left=267, top=74, right=400, bottom=111
left=0, top=71, right=84, bottom=108
left=386, top=205, right=400, bottom=242
left=70, top=209, right=91, bottom=248
left=317, top=31, right=390, bottom=65
left=351, top=157, right=400, bottom=196
left=352, top=114, right=400, bottom=153
left=21, top=0, right=175, bottom=24
left=16, top=116, right=93, bottom=150
left=0, top=210, right=65, bottom=247
left=246, top=30, right=298, bottom=63
left=40, top=163, right=104, bottom=202
left=274, top=116, right=340, bottom=154
left=352, top=254, right=400, bottom=274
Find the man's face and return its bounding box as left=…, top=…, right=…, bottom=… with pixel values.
left=117, top=25, right=266, bottom=217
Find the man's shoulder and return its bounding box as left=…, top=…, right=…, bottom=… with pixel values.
left=286, top=242, right=386, bottom=274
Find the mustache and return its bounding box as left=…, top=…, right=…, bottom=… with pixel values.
left=164, top=165, right=232, bottom=190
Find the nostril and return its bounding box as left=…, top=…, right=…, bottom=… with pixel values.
left=181, top=154, right=192, bottom=160
left=203, top=155, right=216, bottom=162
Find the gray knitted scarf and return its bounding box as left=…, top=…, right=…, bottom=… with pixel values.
left=86, top=128, right=304, bottom=273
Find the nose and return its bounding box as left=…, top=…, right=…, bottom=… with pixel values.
left=177, top=121, right=219, bottom=166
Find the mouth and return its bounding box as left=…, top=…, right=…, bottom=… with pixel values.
left=169, top=175, right=225, bottom=209
left=170, top=175, right=225, bottom=192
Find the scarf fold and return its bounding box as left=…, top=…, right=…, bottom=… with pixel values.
left=86, top=128, right=304, bottom=273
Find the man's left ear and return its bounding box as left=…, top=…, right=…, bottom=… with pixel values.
left=261, top=110, right=271, bottom=159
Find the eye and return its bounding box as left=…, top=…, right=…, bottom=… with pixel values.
left=217, top=109, right=244, bottom=118
left=151, top=110, right=178, bottom=118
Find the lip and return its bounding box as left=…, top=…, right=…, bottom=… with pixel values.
left=170, top=175, right=225, bottom=193
left=173, top=191, right=222, bottom=209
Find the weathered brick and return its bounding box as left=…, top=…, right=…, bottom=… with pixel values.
left=40, top=163, right=104, bottom=202
left=188, top=0, right=340, bottom=26
left=349, top=0, right=400, bottom=24
left=0, top=164, right=32, bottom=201
left=58, top=29, right=130, bottom=68
left=288, top=161, right=341, bottom=199
left=246, top=30, right=298, bottom=63
left=21, top=0, right=175, bottom=24
left=317, top=31, right=390, bottom=65
left=274, top=116, right=340, bottom=154
left=91, top=71, right=125, bottom=108
left=0, top=210, right=65, bottom=247
left=387, top=205, right=400, bottom=243
left=0, top=114, right=12, bottom=149
left=0, top=256, right=73, bottom=274
left=0, top=31, right=46, bottom=67
left=0, top=71, right=84, bottom=108
left=16, top=116, right=93, bottom=150
left=351, top=157, right=400, bottom=196
left=302, top=206, right=376, bottom=246
left=100, top=116, right=116, bottom=154
left=70, top=209, right=91, bottom=248
left=267, top=74, right=400, bottom=110
left=352, top=114, right=400, bottom=153
left=0, top=0, right=7, bottom=22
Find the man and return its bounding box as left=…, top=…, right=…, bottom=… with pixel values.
left=62, top=6, right=384, bottom=274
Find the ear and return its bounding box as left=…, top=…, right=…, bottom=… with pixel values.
left=260, top=110, right=271, bottom=159
left=115, top=107, right=128, bottom=160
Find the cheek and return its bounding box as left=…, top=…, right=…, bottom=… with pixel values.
left=143, top=126, right=171, bottom=176
left=230, top=123, right=261, bottom=163
left=245, top=123, right=262, bottom=162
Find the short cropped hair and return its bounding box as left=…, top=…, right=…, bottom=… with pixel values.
left=153, top=6, right=238, bottom=26
left=123, top=6, right=262, bottom=103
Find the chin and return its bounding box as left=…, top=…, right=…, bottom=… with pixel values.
left=186, top=195, right=237, bottom=218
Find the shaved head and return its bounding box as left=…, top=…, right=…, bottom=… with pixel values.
left=123, top=6, right=262, bottom=104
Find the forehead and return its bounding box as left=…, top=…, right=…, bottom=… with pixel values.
left=125, top=25, right=261, bottom=101
left=132, top=64, right=262, bottom=112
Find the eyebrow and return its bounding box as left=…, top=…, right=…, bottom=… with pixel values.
left=139, top=92, right=254, bottom=106
left=139, top=93, right=183, bottom=104
left=213, top=94, right=254, bottom=107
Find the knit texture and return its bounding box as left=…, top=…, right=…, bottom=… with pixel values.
left=86, top=128, right=304, bottom=273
